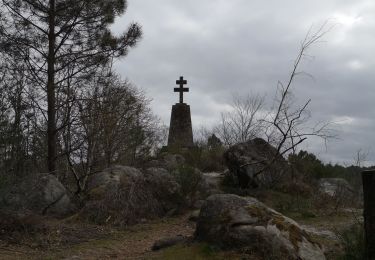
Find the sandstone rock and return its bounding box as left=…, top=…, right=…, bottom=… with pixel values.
left=195, top=194, right=325, bottom=260
left=224, top=138, right=288, bottom=188
left=1, top=173, right=73, bottom=216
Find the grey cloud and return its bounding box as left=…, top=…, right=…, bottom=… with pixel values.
left=112, top=0, right=375, bottom=164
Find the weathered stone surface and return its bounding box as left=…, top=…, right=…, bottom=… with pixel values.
left=1, top=173, right=73, bottom=217
left=224, top=138, right=288, bottom=188
left=87, top=165, right=142, bottom=194
left=145, top=153, right=186, bottom=171
left=164, top=154, right=186, bottom=170
left=195, top=194, right=325, bottom=260
left=202, top=172, right=225, bottom=195
left=168, top=103, right=193, bottom=148
left=83, top=165, right=183, bottom=225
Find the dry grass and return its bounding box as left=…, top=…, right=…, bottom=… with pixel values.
left=0, top=213, right=195, bottom=259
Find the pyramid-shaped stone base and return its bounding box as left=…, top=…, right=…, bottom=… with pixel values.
left=168, top=103, right=193, bottom=148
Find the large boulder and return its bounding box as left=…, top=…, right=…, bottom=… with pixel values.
left=195, top=194, right=325, bottom=260
left=145, top=153, right=185, bottom=170
left=0, top=173, right=73, bottom=217
left=224, top=138, right=288, bottom=188
left=318, top=178, right=354, bottom=197
left=86, top=165, right=142, bottom=196
left=82, top=165, right=183, bottom=225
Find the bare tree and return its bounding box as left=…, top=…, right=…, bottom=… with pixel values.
left=223, top=24, right=337, bottom=188
left=61, top=73, right=159, bottom=194
left=265, top=24, right=335, bottom=158
left=252, top=24, right=337, bottom=183
left=215, top=93, right=265, bottom=146
left=0, top=53, right=36, bottom=176
left=353, top=148, right=369, bottom=168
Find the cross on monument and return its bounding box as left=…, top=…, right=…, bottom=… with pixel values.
left=174, top=76, right=189, bottom=103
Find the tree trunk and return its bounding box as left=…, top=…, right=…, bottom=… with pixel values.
left=47, top=0, right=56, bottom=173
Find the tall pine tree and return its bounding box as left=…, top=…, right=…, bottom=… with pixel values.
left=0, top=0, right=142, bottom=173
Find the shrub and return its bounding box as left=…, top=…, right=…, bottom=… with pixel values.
left=0, top=210, right=47, bottom=244
left=172, top=165, right=204, bottom=206
left=81, top=169, right=185, bottom=226
left=338, top=223, right=366, bottom=260
left=162, top=144, right=225, bottom=172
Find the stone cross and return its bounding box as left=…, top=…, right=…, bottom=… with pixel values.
left=174, top=76, right=189, bottom=103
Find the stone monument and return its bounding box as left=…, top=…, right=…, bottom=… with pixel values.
left=167, top=76, right=194, bottom=148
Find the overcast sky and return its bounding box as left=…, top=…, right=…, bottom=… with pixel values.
left=111, top=0, right=375, bottom=165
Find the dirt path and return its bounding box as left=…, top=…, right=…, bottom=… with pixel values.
left=0, top=213, right=195, bottom=260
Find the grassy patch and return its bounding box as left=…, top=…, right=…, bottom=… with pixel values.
left=155, top=243, right=259, bottom=260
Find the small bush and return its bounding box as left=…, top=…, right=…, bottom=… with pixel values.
left=0, top=210, right=47, bottom=244
left=163, top=145, right=225, bottom=172
left=82, top=171, right=184, bottom=226
left=338, top=223, right=366, bottom=260
left=172, top=165, right=203, bottom=206
left=0, top=173, right=16, bottom=193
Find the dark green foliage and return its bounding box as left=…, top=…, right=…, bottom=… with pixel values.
left=288, top=150, right=366, bottom=189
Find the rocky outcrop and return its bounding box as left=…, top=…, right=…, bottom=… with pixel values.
left=318, top=178, right=354, bottom=197
left=1, top=173, right=73, bottom=217
left=82, top=165, right=183, bottom=226
left=195, top=194, right=325, bottom=260
left=146, top=153, right=185, bottom=170
left=201, top=172, right=224, bottom=195
left=224, top=138, right=288, bottom=188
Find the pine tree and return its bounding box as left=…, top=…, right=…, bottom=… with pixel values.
left=0, top=0, right=142, bottom=173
